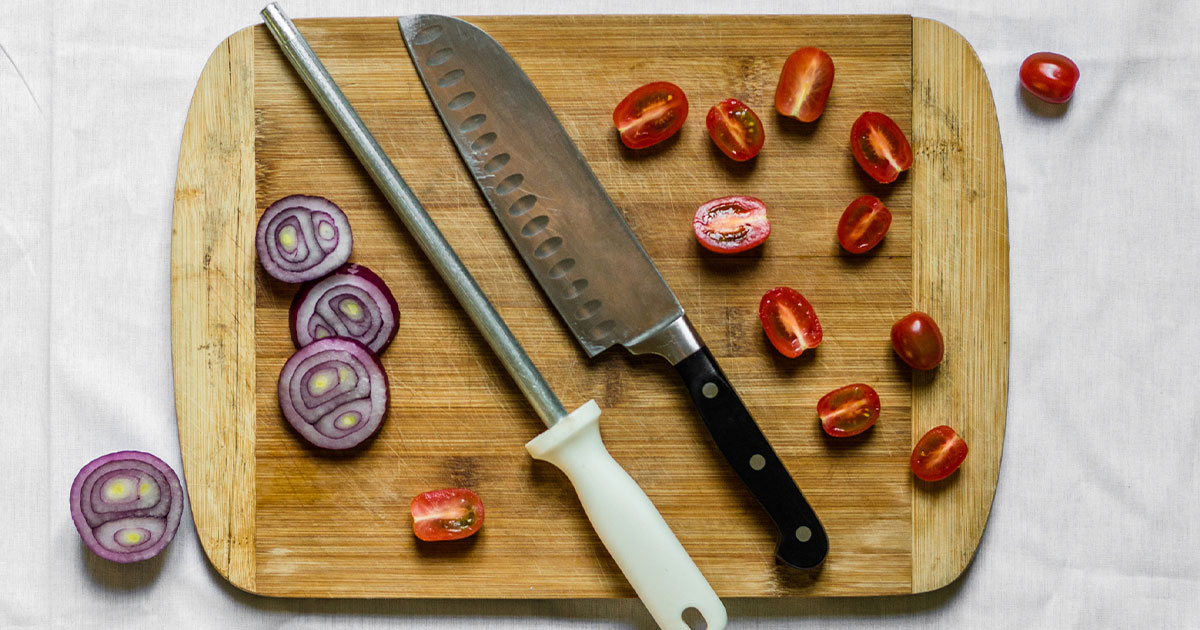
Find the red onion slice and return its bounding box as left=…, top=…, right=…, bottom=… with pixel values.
left=70, top=451, right=183, bottom=563
left=256, top=195, right=353, bottom=283
left=290, top=264, right=400, bottom=354
left=278, top=337, right=389, bottom=450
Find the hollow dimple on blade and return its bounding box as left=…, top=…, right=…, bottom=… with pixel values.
left=399, top=15, right=684, bottom=357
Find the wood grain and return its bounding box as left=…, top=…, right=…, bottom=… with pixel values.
left=171, top=26, right=257, bottom=591
left=172, top=15, right=1007, bottom=599
left=910, top=18, right=1009, bottom=594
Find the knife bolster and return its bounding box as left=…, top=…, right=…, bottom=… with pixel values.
left=624, top=315, right=704, bottom=365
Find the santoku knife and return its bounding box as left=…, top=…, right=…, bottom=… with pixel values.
left=400, top=14, right=829, bottom=569
left=261, top=5, right=725, bottom=629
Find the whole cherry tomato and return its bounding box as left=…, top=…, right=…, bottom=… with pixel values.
left=612, top=82, right=689, bottom=149
left=850, top=111, right=913, bottom=184
left=410, top=488, right=484, bottom=541
left=759, top=287, right=822, bottom=358
left=891, top=311, right=944, bottom=370
left=693, top=195, right=771, bottom=253
left=837, top=195, right=892, bottom=254
left=1019, top=52, right=1079, bottom=104
left=706, top=98, right=765, bottom=161
left=775, top=47, right=834, bottom=123
left=818, top=383, right=880, bottom=437
left=910, top=425, right=968, bottom=481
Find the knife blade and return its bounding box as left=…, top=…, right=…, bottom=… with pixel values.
left=261, top=6, right=726, bottom=628
left=400, top=14, right=829, bottom=570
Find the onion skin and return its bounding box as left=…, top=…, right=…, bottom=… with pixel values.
left=70, top=451, right=183, bottom=563
left=289, top=264, right=400, bottom=354
left=278, top=337, right=389, bottom=450
left=255, top=195, right=353, bottom=283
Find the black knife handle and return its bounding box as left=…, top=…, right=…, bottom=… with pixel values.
left=675, top=346, right=828, bottom=569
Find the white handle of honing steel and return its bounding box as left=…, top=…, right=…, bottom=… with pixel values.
left=527, top=401, right=727, bottom=630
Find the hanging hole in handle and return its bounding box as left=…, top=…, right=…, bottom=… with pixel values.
left=681, top=607, right=707, bottom=630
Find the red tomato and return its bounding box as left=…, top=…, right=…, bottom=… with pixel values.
left=850, top=112, right=913, bottom=184
left=818, top=384, right=880, bottom=437
left=693, top=195, right=771, bottom=254
left=775, top=47, right=834, bottom=123
left=410, top=488, right=484, bottom=542
left=837, top=195, right=892, bottom=254
left=910, top=425, right=968, bottom=481
left=706, top=98, right=765, bottom=161
left=759, top=287, right=822, bottom=358
left=1019, top=52, right=1079, bottom=104
left=891, top=311, right=944, bottom=370
left=612, top=82, right=689, bottom=149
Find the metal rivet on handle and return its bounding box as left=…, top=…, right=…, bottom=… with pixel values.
left=749, top=454, right=766, bottom=471
left=795, top=526, right=813, bottom=542
left=701, top=382, right=718, bottom=398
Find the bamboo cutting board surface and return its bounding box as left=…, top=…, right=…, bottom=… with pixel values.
left=171, top=15, right=1008, bottom=598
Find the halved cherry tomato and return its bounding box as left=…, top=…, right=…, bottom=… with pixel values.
left=818, top=384, right=880, bottom=437
left=1019, top=52, right=1079, bottom=104
left=775, top=47, right=834, bottom=122
left=706, top=98, right=765, bottom=161
left=759, top=287, right=822, bottom=358
left=612, top=82, right=689, bottom=149
left=891, top=311, right=944, bottom=370
left=850, top=112, right=913, bottom=184
left=837, top=195, right=892, bottom=254
left=910, top=425, right=968, bottom=481
left=693, top=195, right=771, bottom=253
left=410, top=488, right=484, bottom=542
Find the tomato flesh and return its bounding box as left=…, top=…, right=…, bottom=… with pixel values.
left=410, top=488, right=484, bottom=541
left=759, top=287, right=822, bottom=358
left=612, top=82, right=689, bottom=149
left=891, top=311, right=944, bottom=370
left=850, top=112, right=913, bottom=184
left=706, top=98, right=765, bottom=161
left=775, top=47, right=834, bottom=123
left=1019, top=52, right=1079, bottom=104
left=693, top=195, right=770, bottom=253
left=911, top=425, right=968, bottom=481
left=818, top=384, right=880, bottom=437
left=837, top=195, right=892, bottom=254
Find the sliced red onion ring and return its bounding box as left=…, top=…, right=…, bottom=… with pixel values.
left=70, top=451, right=183, bottom=563
left=290, top=264, right=400, bottom=354
left=278, top=337, right=389, bottom=450
left=255, top=194, right=353, bottom=283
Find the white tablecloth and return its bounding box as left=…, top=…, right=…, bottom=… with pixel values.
left=3, top=0, right=1197, bottom=627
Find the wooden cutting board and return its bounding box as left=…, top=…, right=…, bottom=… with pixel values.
left=171, top=15, right=1007, bottom=599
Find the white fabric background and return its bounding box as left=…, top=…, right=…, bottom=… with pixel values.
left=2, top=0, right=1197, bottom=627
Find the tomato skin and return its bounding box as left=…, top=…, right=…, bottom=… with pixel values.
left=910, top=425, right=968, bottom=481
left=775, top=47, right=835, bottom=122
left=410, top=488, right=484, bottom=542
left=758, top=287, right=822, bottom=358
left=693, top=195, right=771, bottom=254
left=612, top=82, right=689, bottom=149
left=1019, top=52, right=1079, bottom=104
left=818, top=384, right=880, bottom=437
left=850, top=112, right=913, bottom=184
left=837, top=195, right=892, bottom=254
left=891, top=311, right=944, bottom=370
left=706, top=98, right=765, bottom=161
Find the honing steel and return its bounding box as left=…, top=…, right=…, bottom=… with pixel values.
left=399, top=14, right=829, bottom=570
left=260, top=5, right=726, bottom=629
